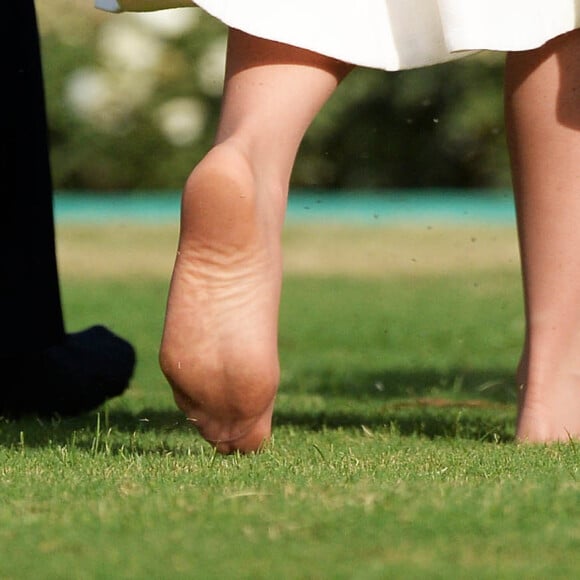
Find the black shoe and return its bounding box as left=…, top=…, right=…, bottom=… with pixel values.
left=1, top=325, right=136, bottom=417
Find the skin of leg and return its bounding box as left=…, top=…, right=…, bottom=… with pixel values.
left=159, top=29, right=353, bottom=453
left=505, top=29, right=580, bottom=442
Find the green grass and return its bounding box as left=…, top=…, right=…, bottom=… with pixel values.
left=1, top=224, right=579, bottom=579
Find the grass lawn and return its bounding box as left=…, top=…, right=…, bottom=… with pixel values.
left=1, top=222, right=578, bottom=579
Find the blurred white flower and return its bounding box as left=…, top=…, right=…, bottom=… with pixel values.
left=197, top=36, right=227, bottom=96
left=98, top=18, right=164, bottom=72
left=131, top=9, right=200, bottom=38
left=66, top=67, right=155, bottom=129
left=157, top=97, right=206, bottom=146
left=66, top=68, right=113, bottom=118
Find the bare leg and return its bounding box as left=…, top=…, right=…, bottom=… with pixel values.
left=160, top=30, right=352, bottom=453
left=505, top=30, right=580, bottom=442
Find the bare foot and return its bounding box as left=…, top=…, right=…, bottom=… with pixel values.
left=159, top=143, right=283, bottom=453
left=515, top=356, right=580, bottom=443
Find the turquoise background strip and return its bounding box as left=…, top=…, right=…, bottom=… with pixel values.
left=54, top=189, right=516, bottom=225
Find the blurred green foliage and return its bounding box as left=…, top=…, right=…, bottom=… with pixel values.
left=38, top=2, right=510, bottom=191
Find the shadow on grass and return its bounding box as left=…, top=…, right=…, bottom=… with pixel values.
left=275, top=366, right=517, bottom=442
left=0, top=367, right=517, bottom=450
left=273, top=403, right=515, bottom=443
left=283, top=366, right=517, bottom=403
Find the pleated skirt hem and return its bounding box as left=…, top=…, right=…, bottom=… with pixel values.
left=96, top=0, right=580, bottom=71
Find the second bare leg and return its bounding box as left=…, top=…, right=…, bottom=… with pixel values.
left=160, top=30, right=352, bottom=453
left=505, top=30, right=580, bottom=442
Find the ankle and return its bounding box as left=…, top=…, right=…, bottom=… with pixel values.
left=182, top=141, right=286, bottom=238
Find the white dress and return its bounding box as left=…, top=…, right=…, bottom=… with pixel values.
left=95, top=0, right=580, bottom=71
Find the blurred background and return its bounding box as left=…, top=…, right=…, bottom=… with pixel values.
left=37, top=1, right=511, bottom=194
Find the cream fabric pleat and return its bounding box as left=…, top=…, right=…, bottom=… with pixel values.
left=195, top=0, right=463, bottom=69
left=96, top=0, right=580, bottom=70
left=439, top=0, right=580, bottom=52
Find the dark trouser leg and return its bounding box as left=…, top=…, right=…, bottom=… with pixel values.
left=2, top=0, right=65, bottom=355
left=1, top=1, right=136, bottom=416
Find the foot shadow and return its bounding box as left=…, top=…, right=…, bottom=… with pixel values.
left=0, top=408, right=189, bottom=453
left=275, top=366, right=516, bottom=442
left=0, top=367, right=516, bottom=449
